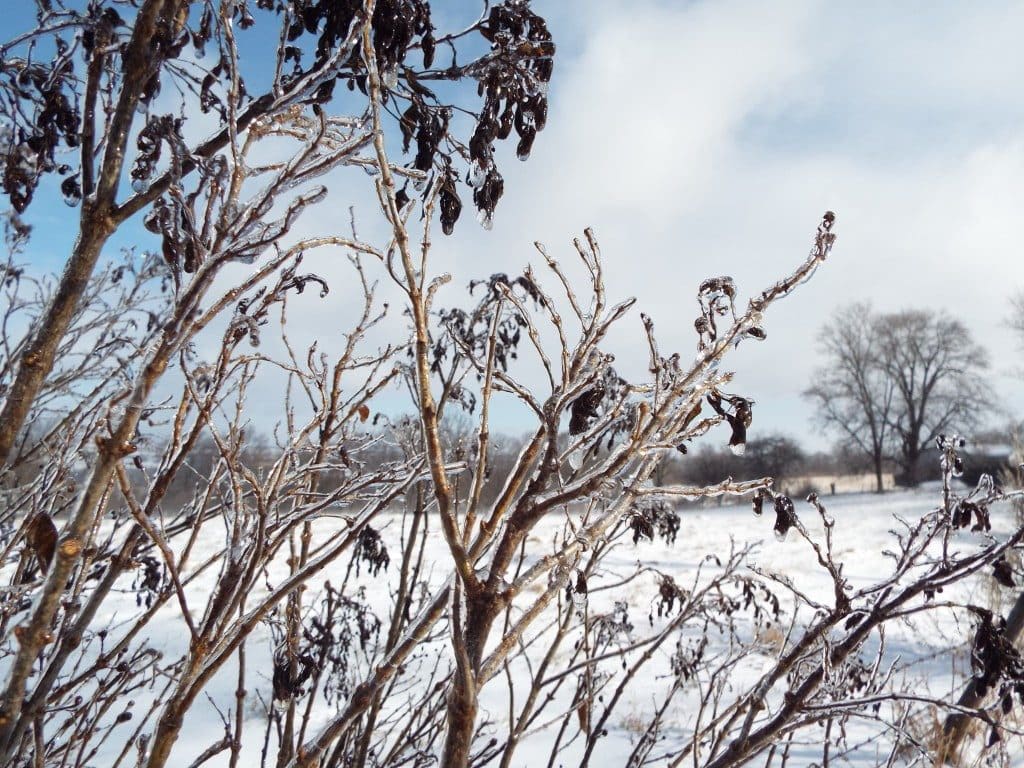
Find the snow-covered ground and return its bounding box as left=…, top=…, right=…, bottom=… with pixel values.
left=8, top=486, right=1022, bottom=767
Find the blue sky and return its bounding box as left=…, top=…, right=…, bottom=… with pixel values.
left=7, top=0, right=1024, bottom=451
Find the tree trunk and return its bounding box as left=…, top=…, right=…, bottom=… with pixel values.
left=145, top=697, right=191, bottom=768
left=439, top=599, right=495, bottom=768
left=903, top=447, right=921, bottom=487
left=0, top=221, right=110, bottom=466
left=874, top=453, right=885, bottom=494
left=440, top=671, right=479, bottom=768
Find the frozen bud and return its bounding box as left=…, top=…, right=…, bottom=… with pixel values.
left=574, top=571, right=588, bottom=596
left=975, top=474, right=994, bottom=496
left=773, top=495, right=796, bottom=541
left=569, top=570, right=588, bottom=614
left=751, top=491, right=764, bottom=516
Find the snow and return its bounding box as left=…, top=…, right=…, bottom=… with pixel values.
left=5, top=487, right=1021, bottom=766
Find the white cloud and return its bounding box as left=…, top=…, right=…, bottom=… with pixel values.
left=415, top=0, right=1024, bottom=445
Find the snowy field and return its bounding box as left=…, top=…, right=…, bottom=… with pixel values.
left=8, top=485, right=1022, bottom=767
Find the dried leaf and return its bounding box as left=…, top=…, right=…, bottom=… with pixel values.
left=993, top=558, right=1015, bottom=588
left=576, top=699, right=589, bottom=733
left=27, top=512, right=58, bottom=572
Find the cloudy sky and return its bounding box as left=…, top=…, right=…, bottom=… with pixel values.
left=13, top=0, right=1024, bottom=450
left=434, top=0, right=1024, bottom=447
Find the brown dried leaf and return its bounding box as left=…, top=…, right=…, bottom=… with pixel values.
left=27, top=512, right=57, bottom=572
left=357, top=404, right=370, bottom=422
left=576, top=699, right=590, bottom=733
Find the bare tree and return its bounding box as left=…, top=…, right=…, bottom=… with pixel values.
left=0, top=4, right=1022, bottom=768
left=877, top=309, right=992, bottom=485
left=0, top=1, right=555, bottom=764
left=0, top=0, right=553, bottom=469
left=808, top=304, right=991, bottom=489
left=806, top=303, right=895, bottom=493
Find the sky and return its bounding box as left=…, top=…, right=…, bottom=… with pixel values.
left=436, top=0, right=1024, bottom=448
left=8, top=0, right=1024, bottom=451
